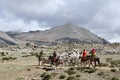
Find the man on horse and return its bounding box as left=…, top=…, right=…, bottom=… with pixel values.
left=82, top=49, right=87, bottom=58
left=90, top=48, right=96, bottom=57
left=89, top=48, right=101, bottom=67
left=81, top=49, right=87, bottom=62
left=80, top=49, right=90, bottom=67
left=53, top=51, right=57, bottom=62
left=38, top=50, right=43, bottom=66
left=49, top=51, right=61, bottom=67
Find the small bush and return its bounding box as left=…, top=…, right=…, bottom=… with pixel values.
left=41, top=72, right=47, bottom=78
left=6, top=52, right=9, bottom=55
left=106, top=58, right=113, bottom=62
left=76, top=74, right=81, bottom=78
left=111, top=77, right=119, bottom=80
left=111, top=59, right=120, bottom=66
left=22, top=55, right=31, bottom=57
left=0, top=52, right=6, bottom=56
left=9, top=57, right=17, bottom=60
left=111, top=69, right=117, bottom=72
left=76, top=67, right=90, bottom=72
left=41, top=72, right=51, bottom=80
left=67, top=76, right=75, bottom=80
left=2, top=57, right=9, bottom=60
left=84, top=68, right=97, bottom=73
left=29, top=52, right=38, bottom=56
left=51, top=73, right=59, bottom=77
left=2, top=57, right=17, bottom=61
left=22, top=52, right=27, bottom=54
left=66, top=67, right=76, bottom=75
left=27, top=68, right=31, bottom=71
left=97, top=72, right=104, bottom=76
left=68, top=67, right=75, bottom=70
left=59, top=75, right=66, bottom=79
left=100, top=63, right=109, bottom=67
left=109, top=65, right=115, bottom=68
left=15, top=77, right=24, bottom=80
left=42, top=74, right=51, bottom=80
left=76, top=67, right=82, bottom=71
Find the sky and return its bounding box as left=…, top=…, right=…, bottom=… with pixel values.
left=0, top=0, right=120, bottom=43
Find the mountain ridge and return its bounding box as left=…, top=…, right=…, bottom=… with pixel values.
left=0, top=31, right=18, bottom=47
left=0, top=23, right=109, bottom=47
left=13, top=23, right=109, bottom=44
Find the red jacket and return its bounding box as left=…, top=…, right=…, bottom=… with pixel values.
left=82, top=51, right=87, bottom=57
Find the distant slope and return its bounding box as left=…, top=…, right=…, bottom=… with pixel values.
left=14, top=23, right=109, bottom=44
left=0, top=31, right=18, bottom=47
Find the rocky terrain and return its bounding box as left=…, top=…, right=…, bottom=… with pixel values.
left=14, top=23, right=109, bottom=44
left=0, top=43, right=120, bottom=80
left=0, top=23, right=109, bottom=47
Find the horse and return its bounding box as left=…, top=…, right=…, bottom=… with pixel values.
left=79, top=55, right=91, bottom=67
left=48, top=55, right=63, bottom=67
left=89, top=56, right=101, bottom=67
left=80, top=55, right=101, bottom=67
left=61, top=50, right=81, bottom=66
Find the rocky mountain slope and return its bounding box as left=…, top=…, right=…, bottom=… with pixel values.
left=0, top=31, right=18, bottom=47
left=14, top=23, right=109, bottom=44
left=0, top=23, right=109, bottom=47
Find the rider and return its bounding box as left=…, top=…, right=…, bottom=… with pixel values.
left=81, top=49, right=87, bottom=62
left=53, top=51, right=57, bottom=61
left=90, top=48, right=96, bottom=57
left=38, top=50, right=43, bottom=65
left=90, top=48, right=101, bottom=67
left=82, top=49, right=87, bottom=57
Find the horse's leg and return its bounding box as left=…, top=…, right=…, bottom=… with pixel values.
left=38, top=60, right=40, bottom=66
left=89, top=57, right=93, bottom=68
left=55, top=60, right=58, bottom=67
left=83, top=58, right=87, bottom=67
left=94, top=59, right=97, bottom=68
left=80, top=58, right=83, bottom=67
left=89, top=59, right=92, bottom=67
left=38, top=58, right=41, bottom=66
left=50, top=59, right=53, bottom=67
left=82, top=58, right=87, bottom=67
left=40, top=60, right=42, bottom=66
left=96, top=58, right=101, bottom=67
left=41, top=58, right=45, bottom=66
left=84, top=61, right=86, bottom=67
left=89, top=58, right=93, bottom=67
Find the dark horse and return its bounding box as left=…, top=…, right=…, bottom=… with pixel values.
left=48, top=55, right=62, bottom=67
left=89, top=56, right=101, bottom=67
left=80, top=55, right=101, bottom=67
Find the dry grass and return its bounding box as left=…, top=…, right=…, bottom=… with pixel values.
left=0, top=44, right=120, bottom=80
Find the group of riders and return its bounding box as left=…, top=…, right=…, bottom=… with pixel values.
left=81, top=48, right=96, bottom=61
left=37, top=48, right=101, bottom=67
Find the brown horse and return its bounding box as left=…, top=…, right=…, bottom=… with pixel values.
left=80, top=55, right=101, bottom=67
left=80, top=55, right=90, bottom=67
left=48, top=55, right=63, bottom=67
left=89, top=56, right=101, bottom=67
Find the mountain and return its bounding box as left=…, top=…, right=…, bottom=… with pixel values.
left=0, top=31, right=18, bottom=47
left=14, top=23, right=109, bottom=44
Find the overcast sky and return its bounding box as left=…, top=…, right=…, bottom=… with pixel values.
left=0, top=0, right=120, bottom=43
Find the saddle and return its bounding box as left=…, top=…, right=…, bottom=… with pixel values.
left=53, top=56, right=58, bottom=62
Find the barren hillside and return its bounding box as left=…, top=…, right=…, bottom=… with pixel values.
left=14, top=23, right=109, bottom=44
